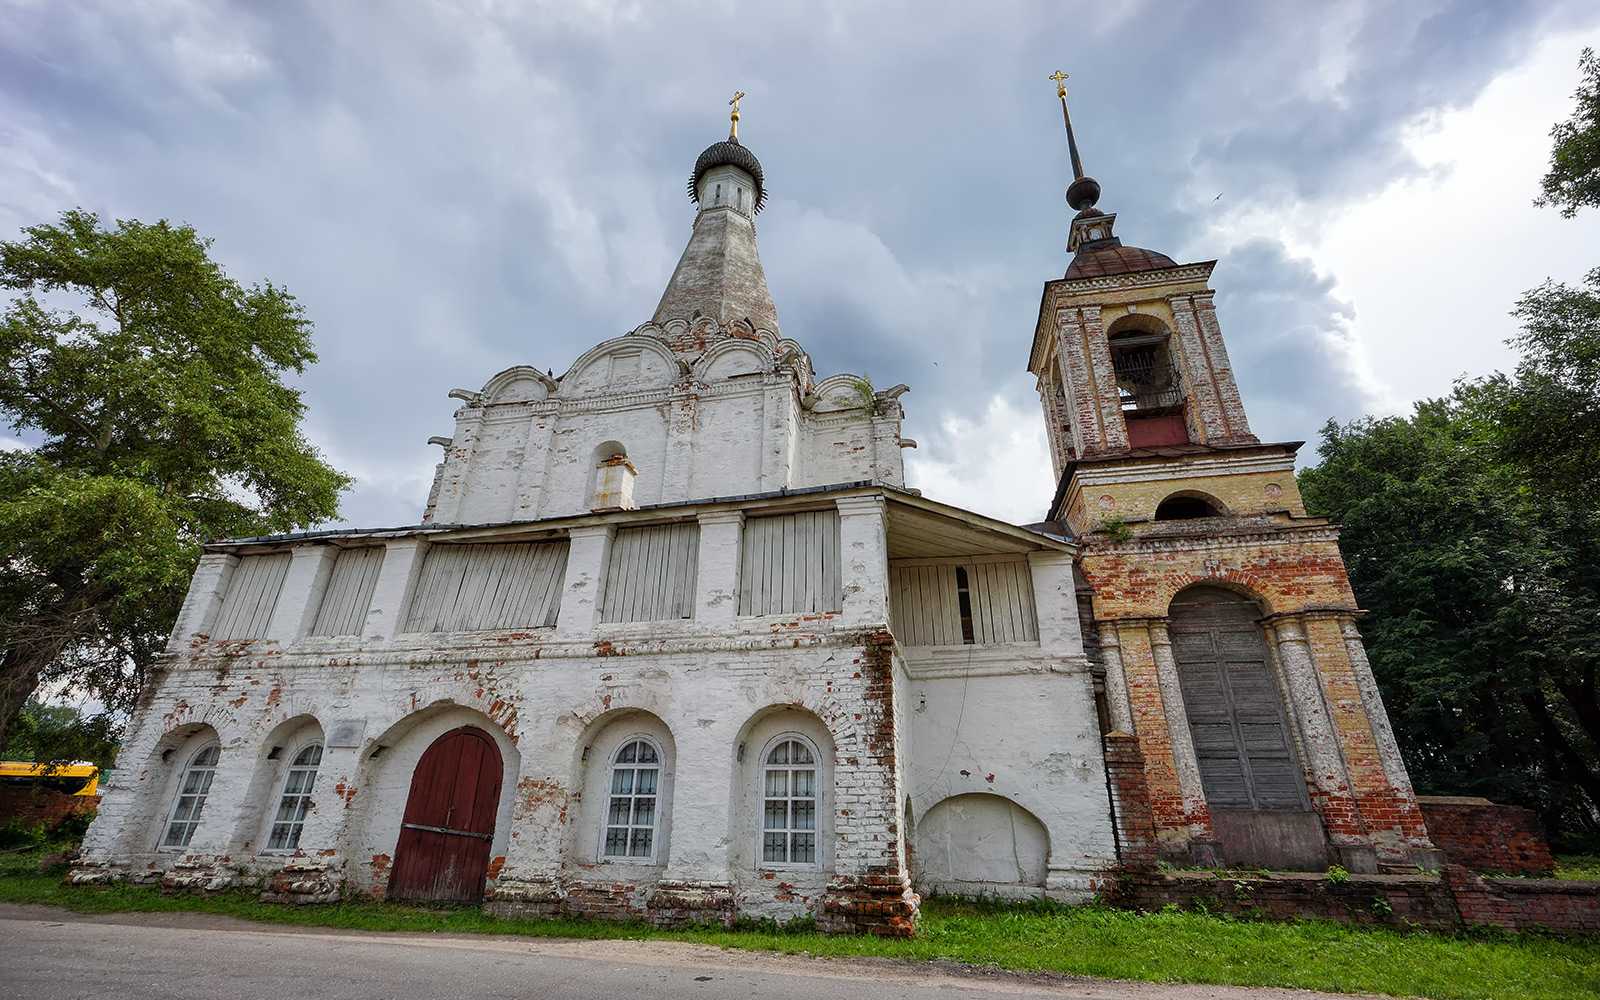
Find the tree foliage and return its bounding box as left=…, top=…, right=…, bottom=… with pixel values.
left=1299, top=276, right=1600, bottom=843
left=2, top=699, right=120, bottom=768
left=1536, top=47, right=1600, bottom=218
left=0, top=210, right=349, bottom=750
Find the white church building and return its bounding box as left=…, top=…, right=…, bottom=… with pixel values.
left=71, top=118, right=1117, bottom=934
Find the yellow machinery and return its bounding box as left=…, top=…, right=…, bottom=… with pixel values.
left=0, top=761, right=99, bottom=797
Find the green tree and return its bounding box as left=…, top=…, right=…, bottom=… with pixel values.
left=0, top=210, right=349, bottom=750
left=1536, top=47, right=1600, bottom=218
left=2, top=699, right=120, bottom=768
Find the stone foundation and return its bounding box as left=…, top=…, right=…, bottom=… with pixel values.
left=817, top=871, right=919, bottom=936
left=1106, top=866, right=1600, bottom=936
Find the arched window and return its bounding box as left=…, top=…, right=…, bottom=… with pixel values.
left=602, top=738, right=660, bottom=860
left=1155, top=493, right=1223, bottom=520
left=266, top=742, right=323, bottom=851
left=761, top=736, right=818, bottom=866
left=161, top=743, right=220, bottom=849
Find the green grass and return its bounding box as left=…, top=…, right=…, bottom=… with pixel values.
left=3, top=849, right=1597, bottom=1000
left=1557, top=855, right=1600, bottom=881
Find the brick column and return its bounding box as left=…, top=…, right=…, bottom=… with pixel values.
left=1055, top=308, right=1102, bottom=457
left=1027, top=550, right=1084, bottom=656
left=1098, top=623, right=1135, bottom=732
left=818, top=631, right=917, bottom=936
left=1102, top=732, right=1158, bottom=869
left=555, top=525, right=615, bottom=638
left=1167, top=294, right=1226, bottom=445
left=265, top=546, right=338, bottom=642
left=512, top=416, right=555, bottom=518
left=1193, top=294, right=1254, bottom=443
left=1267, top=615, right=1372, bottom=867
left=835, top=495, right=889, bottom=628
left=1080, top=306, right=1130, bottom=453
left=165, top=552, right=239, bottom=654
left=364, top=538, right=428, bottom=641
left=1340, top=617, right=1435, bottom=855
left=1116, top=621, right=1205, bottom=859
left=1148, top=621, right=1214, bottom=855
left=428, top=408, right=483, bottom=523
left=693, top=510, right=744, bottom=625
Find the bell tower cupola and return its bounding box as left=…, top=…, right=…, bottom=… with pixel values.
left=1027, top=73, right=1299, bottom=536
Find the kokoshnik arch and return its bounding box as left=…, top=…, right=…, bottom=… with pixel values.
left=71, top=83, right=1439, bottom=935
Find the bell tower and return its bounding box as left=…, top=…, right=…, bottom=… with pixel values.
left=1030, top=73, right=1439, bottom=874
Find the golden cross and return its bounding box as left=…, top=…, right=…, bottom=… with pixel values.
left=1049, top=70, right=1069, bottom=99
left=729, top=89, right=746, bottom=139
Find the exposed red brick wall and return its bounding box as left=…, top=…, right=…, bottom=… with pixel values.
left=1107, top=868, right=1600, bottom=936
left=1103, top=732, right=1158, bottom=869
left=1419, top=796, right=1555, bottom=876
left=0, top=786, right=98, bottom=829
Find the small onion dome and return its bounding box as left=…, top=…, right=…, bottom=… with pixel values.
left=688, top=137, right=768, bottom=213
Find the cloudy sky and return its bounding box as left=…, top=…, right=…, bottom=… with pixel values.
left=4, top=0, right=1599, bottom=527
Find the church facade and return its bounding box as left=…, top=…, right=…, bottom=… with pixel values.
left=72, top=95, right=1436, bottom=934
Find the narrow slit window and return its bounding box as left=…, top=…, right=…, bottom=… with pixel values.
left=161, top=743, right=220, bottom=849
left=761, top=737, right=818, bottom=866
left=266, top=743, right=322, bottom=851
left=602, top=739, right=660, bottom=860
left=955, top=566, right=976, bottom=644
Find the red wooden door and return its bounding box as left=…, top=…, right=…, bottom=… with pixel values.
left=387, top=726, right=503, bottom=904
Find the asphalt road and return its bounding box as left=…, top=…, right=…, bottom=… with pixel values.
left=0, top=904, right=1368, bottom=1000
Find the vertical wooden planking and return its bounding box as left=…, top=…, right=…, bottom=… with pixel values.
left=311, top=547, right=384, bottom=636
left=212, top=553, right=291, bottom=640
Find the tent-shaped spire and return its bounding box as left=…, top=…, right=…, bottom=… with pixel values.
left=652, top=94, right=781, bottom=333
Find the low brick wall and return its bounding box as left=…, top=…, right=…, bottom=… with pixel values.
left=1418, top=795, right=1555, bottom=875
left=1105, top=866, right=1600, bottom=936
left=0, top=786, right=98, bottom=829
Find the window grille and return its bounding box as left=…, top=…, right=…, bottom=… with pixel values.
left=1111, top=340, right=1183, bottom=411
left=161, top=743, right=220, bottom=849
left=602, top=739, right=660, bottom=860
left=761, top=737, right=818, bottom=866
left=266, top=743, right=322, bottom=851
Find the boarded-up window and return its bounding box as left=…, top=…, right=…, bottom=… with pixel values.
left=889, top=559, right=1038, bottom=646
left=601, top=523, right=698, bottom=623
left=310, top=547, right=385, bottom=637
left=211, top=553, right=292, bottom=640
left=738, top=510, right=841, bottom=616
left=404, top=541, right=568, bottom=633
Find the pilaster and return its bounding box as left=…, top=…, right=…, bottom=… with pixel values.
left=1193, top=293, right=1254, bottom=442
left=835, top=495, right=889, bottom=627
left=1148, top=621, right=1213, bottom=850
left=364, top=538, right=428, bottom=641
left=693, top=510, right=744, bottom=625
left=1027, top=550, right=1084, bottom=657
left=1167, top=294, right=1227, bottom=444
left=556, top=525, right=616, bottom=638
left=166, top=552, right=239, bottom=653
left=1097, top=623, right=1134, bottom=732
left=265, top=546, right=338, bottom=643
left=1267, top=617, right=1370, bottom=858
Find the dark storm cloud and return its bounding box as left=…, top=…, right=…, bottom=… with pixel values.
left=2, top=0, right=1595, bottom=524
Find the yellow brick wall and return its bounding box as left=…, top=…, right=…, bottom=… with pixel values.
left=1065, top=468, right=1306, bottom=535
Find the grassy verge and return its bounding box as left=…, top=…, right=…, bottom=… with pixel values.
left=2, top=849, right=1597, bottom=1000
left=1557, top=855, right=1600, bottom=881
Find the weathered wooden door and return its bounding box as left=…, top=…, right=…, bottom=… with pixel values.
left=388, top=726, right=503, bottom=904
left=1170, top=587, right=1326, bottom=868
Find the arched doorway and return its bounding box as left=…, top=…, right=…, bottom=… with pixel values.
left=1169, top=586, right=1327, bottom=869
left=388, top=726, right=504, bottom=903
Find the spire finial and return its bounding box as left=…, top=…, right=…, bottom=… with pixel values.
left=1050, top=69, right=1101, bottom=211
left=729, top=89, right=745, bottom=141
